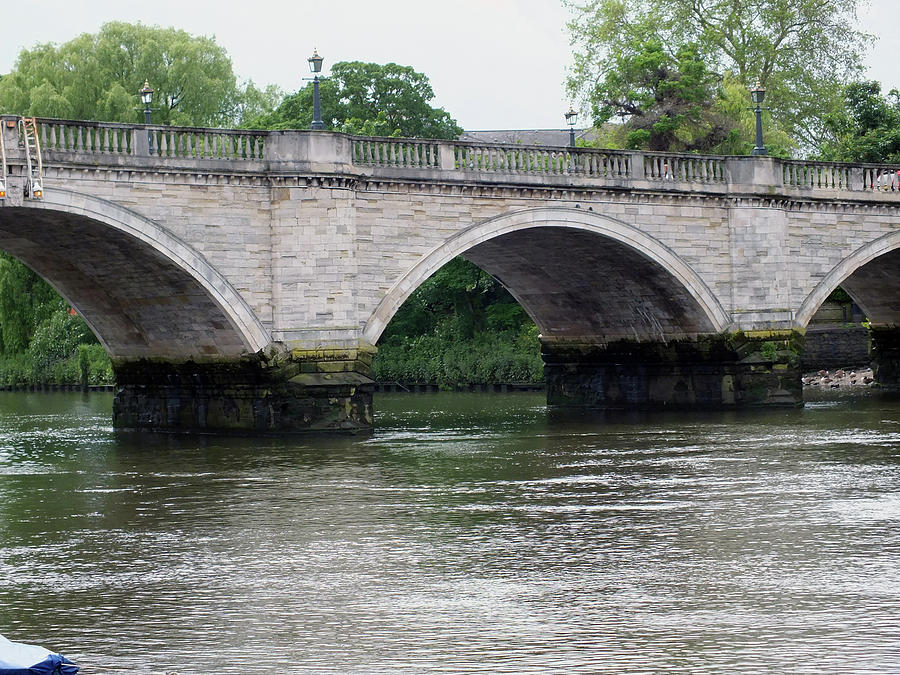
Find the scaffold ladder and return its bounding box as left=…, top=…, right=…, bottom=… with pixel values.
left=0, top=121, right=7, bottom=199
left=19, top=117, right=43, bottom=199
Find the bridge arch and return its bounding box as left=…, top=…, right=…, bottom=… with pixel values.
left=796, top=230, right=900, bottom=329
left=0, top=188, right=270, bottom=359
left=363, top=206, right=730, bottom=345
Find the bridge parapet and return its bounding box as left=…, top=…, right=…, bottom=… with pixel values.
left=0, top=116, right=896, bottom=203
left=36, top=118, right=267, bottom=161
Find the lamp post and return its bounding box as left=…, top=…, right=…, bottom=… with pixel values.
left=565, top=108, right=578, bottom=148
left=140, top=80, right=154, bottom=154
left=750, top=79, right=767, bottom=156
left=308, top=49, right=325, bottom=130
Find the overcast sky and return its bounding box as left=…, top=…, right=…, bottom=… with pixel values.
left=0, top=0, right=897, bottom=131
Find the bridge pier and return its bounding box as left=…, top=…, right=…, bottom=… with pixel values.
left=542, top=332, right=803, bottom=409
left=111, top=344, right=375, bottom=433
left=871, top=327, right=900, bottom=391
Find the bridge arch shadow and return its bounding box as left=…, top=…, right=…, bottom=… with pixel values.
left=0, top=189, right=269, bottom=359
left=364, top=207, right=730, bottom=346
left=796, top=230, right=900, bottom=329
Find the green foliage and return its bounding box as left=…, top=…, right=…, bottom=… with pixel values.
left=588, top=38, right=732, bottom=151
left=247, top=61, right=462, bottom=139
left=759, top=341, right=779, bottom=361
left=0, top=342, right=112, bottom=387
left=374, top=258, right=542, bottom=385
left=0, top=21, right=277, bottom=127
left=708, top=74, right=794, bottom=157
left=820, top=81, right=900, bottom=163
left=0, top=319, right=112, bottom=387
left=374, top=329, right=543, bottom=387
left=0, top=253, right=65, bottom=354
left=827, top=286, right=853, bottom=304
left=566, top=0, right=871, bottom=152
left=0, top=252, right=112, bottom=387
left=28, top=309, right=94, bottom=373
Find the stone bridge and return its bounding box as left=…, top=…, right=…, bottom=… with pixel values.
left=1, top=115, right=899, bottom=432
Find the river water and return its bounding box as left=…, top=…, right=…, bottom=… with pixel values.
left=0, top=391, right=899, bottom=674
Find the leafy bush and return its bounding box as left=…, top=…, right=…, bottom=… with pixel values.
left=374, top=325, right=543, bottom=386
left=0, top=306, right=113, bottom=387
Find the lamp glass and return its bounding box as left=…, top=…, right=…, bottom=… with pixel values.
left=750, top=86, right=765, bottom=105
left=308, top=51, right=324, bottom=74
left=140, top=81, right=154, bottom=105
left=565, top=109, right=577, bottom=127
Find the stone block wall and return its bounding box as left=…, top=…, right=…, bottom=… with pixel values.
left=801, top=326, right=870, bottom=371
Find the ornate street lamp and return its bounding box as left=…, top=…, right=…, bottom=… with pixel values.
left=750, top=79, right=767, bottom=156
left=140, top=80, right=155, bottom=154
left=565, top=108, right=578, bottom=148
left=308, top=49, right=325, bottom=130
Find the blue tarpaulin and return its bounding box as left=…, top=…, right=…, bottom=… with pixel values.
left=0, top=635, right=78, bottom=675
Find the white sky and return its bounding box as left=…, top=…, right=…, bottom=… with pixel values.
left=0, top=0, right=897, bottom=131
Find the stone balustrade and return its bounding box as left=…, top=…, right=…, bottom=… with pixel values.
left=2, top=116, right=897, bottom=200
left=38, top=119, right=135, bottom=155
left=149, top=126, right=266, bottom=160
left=351, top=137, right=440, bottom=169
left=643, top=152, right=727, bottom=183
left=783, top=160, right=854, bottom=190
left=35, top=118, right=266, bottom=161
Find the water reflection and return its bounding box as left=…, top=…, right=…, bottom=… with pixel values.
left=0, top=392, right=898, bottom=673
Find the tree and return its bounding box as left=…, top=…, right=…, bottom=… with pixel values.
left=820, top=81, right=900, bottom=163
left=588, top=38, right=730, bottom=151
left=374, top=259, right=542, bottom=386
left=247, top=61, right=462, bottom=139
left=0, top=253, right=62, bottom=355
left=0, top=21, right=276, bottom=127
left=566, top=0, right=872, bottom=151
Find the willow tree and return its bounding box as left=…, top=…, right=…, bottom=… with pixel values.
left=0, top=21, right=279, bottom=126
left=566, top=0, right=872, bottom=151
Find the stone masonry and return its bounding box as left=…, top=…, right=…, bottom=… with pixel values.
left=1, top=115, right=900, bottom=430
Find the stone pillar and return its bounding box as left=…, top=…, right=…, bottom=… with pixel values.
left=0, top=115, right=25, bottom=207
left=870, top=327, right=900, bottom=391
left=111, top=343, right=376, bottom=433
left=542, top=332, right=803, bottom=409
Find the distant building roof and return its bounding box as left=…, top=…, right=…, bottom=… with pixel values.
left=459, top=128, right=598, bottom=146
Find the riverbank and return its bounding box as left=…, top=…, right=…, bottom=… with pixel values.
left=0, top=371, right=878, bottom=396
left=378, top=367, right=880, bottom=395
left=0, top=383, right=115, bottom=392
left=802, top=367, right=875, bottom=389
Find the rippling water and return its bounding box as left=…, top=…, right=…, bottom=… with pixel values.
left=1, top=391, right=899, bottom=673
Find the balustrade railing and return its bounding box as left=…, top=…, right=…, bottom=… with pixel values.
left=862, top=166, right=900, bottom=192
left=149, top=127, right=265, bottom=160
left=644, top=153, right=727, bottom=183
left=451, top=143, right=631, bottom=178
left=38, top=120, right=134, bottom=155
left=351, top=138, right=439, bottom=168
left=782, top=161, right=853, bottom=190
left=10, top=117, right=900, bottom=200
left=454, top=144, right=571, bottom=174
left=579, top=150, right=631, bottom=178
left=35, top=118, right=266, bottom=161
